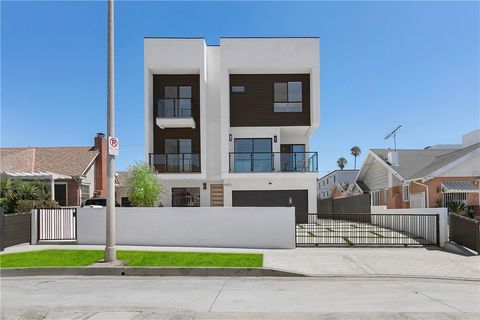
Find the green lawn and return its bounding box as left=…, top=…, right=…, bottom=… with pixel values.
left=0, top=250, right=263, bottom=268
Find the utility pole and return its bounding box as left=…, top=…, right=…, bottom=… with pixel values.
left=104, top=0, right=116, bottom=262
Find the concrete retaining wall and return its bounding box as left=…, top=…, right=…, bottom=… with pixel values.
left=77, top=207, right=295, bottom=249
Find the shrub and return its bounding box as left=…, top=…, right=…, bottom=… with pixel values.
left=448, top=202, right=466, bottom=214
left=127, top=162, right=165, bottom=207
left=38, top=199, right=60, bottom=209
left=15, top=199, right=36, bottom=213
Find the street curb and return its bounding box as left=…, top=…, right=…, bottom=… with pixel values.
left=0, top=267, right=306, bottom=278
left=1, top=267, right=479, bottom=282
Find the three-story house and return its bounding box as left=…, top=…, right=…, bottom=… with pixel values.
left=145, top=37, right=320, bottom=214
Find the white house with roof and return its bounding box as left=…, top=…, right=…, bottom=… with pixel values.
left=356, top=130, right=480, bottom=211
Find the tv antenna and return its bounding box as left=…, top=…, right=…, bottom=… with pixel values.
left=384, top=125, right=402, bottom=150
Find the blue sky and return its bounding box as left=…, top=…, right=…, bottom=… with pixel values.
left=1, top=1, right=479, bottom=175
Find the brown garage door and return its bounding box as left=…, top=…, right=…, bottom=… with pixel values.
left=232, top=190, right=308, bottom=223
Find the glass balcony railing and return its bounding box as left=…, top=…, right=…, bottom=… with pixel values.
left=228, top=152, right=318, bottom=173
left=156, top=98, right=193, bottom=118
left=149, top=153, right=200, bottom=173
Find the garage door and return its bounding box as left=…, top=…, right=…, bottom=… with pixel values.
left=232, top=190, right=308, bottom=223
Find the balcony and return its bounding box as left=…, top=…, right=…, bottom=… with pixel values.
left=228, top=152, right=318, bottom=173
left=155, top=98, right=195, bottom=129
left=149, top=153, right=200, bottom=173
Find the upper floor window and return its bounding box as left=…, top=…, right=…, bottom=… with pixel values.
left=231, top=85, right=245, bottom=93
left=274, top=81, right=302, bottom=112
left=160, top=85, right=192, bottom=117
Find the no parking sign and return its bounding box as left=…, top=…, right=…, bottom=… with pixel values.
left=108, top=136, right=119, bottom=156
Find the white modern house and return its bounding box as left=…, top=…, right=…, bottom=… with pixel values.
left=144, top=37, right=320, bottom=214
left=317, top=169, right=359, bottom=199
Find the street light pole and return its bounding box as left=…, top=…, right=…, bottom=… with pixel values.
left=104, top=0, right=116, bottom=262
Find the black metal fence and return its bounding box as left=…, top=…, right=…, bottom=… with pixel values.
left=296, top=213, right=439, bottom=247
left=449, top=212, right=480, bottom=254
left=317, top=194, right=371, bottom=214
left=37, top=208, right=77, bottom=241
left=0, top=209, right=32, bottom=251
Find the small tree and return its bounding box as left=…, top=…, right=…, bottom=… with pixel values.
left=337, top=157, right=347, bottom=170
left=127, top=162, right=164, bottom=207
left=350, top=145, right=361, bottom=169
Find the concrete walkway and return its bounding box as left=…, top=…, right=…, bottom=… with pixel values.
left=2, top=244, right=479, bottom=280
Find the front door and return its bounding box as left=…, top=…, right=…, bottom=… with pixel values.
left=210, top=184, right=224, bottom=207
left=54, top=183, right=67, bottom=206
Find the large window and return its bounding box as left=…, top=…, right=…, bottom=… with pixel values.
left=54, top=183, right=67, bottom=207
left=280, top=144, right=306, bottom=171
left=160, top=85, right=192, bottom=117
left=164, top=139, right=193, bottom=172
left=274, top=81, right=302, bottom=112
left=234, top=138, right=272, bottom=172
left=172, top=187, right=200, bottom=207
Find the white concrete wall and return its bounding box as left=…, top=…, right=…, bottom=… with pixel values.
left=371, top=206, right=448, bottom=247
left=144, top=38, right=207, bottom=177
left=77, top=207, right=295, bottom=249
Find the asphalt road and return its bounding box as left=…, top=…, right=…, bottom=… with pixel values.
left=1, top=276, right=479, bottom=320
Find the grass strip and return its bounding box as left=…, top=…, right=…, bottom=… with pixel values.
left=369, top=231, right=385, bottom=238
left=0, top=250, right=263, bottom=268
left=342, top=237, right=354, bottom=246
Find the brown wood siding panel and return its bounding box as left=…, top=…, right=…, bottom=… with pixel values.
left=152, top=75, right=201, bottom=165
left=230, top=74, right=310, bottom=127
left=3, top=213, right=31, bottom=247
left=210, top=184, right=224, bottom=207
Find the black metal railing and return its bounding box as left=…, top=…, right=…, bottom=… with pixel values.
left=295, top=213, right=439, bottom=247
left=149, top=153, right=200, bottom=173
left=229, top=152, right=318, bottom=172
left=449, top=212, right=480, bottom=254
left=156, top=98, right=194, bottom=118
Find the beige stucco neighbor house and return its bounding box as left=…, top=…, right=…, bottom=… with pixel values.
left=356, top=130, right=480, bottom=212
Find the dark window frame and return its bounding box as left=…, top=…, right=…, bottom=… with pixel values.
left=172, top=187, right=201, bottom=207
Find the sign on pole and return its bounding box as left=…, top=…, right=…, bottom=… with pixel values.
left=108, top=136, right=119, bottom=156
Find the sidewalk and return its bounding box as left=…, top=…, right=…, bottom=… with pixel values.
left=2, top=244, right=479, bottom=280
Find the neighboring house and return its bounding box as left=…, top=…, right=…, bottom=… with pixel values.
left=317, top=170, right=358, bottom=199
left=0, top=133, right=107, bottom=206
left=115, top=171, right=131, bottom=207
left=144, top=37, right=320, bottom=213
left=356, top=130, right=480, bottom=211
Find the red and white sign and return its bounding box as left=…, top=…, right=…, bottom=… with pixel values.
left=108, top=136, right=119, bottom=156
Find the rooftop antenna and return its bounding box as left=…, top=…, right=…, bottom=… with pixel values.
left=384, top=125, right=402, bottom=151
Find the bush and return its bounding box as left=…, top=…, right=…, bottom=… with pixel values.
left=448, top=202, right=466, bottom=214
left=38, top=199, right=60, bottom=209
left=127, top=162, right=165, bottom=207
left=14, top=199, right=36, bottom=213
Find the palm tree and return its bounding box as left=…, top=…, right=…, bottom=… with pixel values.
left=350, top=145, right=361, bottom=169
left=337, top=157, right=348, bottom=170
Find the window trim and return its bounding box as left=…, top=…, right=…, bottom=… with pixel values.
left=54, top=182, right=68, bottom=207
left=402, top=185, right=410, bottom=202
left=371, top=190, right=381, bottom=206
left=171, top=187, right=201, bottom=207
left=273, top=81, right=303, bottom=112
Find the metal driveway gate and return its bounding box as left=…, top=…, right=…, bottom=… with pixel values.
left=296, top=213, right=439, bottom=247
left=38, top=208, right=77, bottom=241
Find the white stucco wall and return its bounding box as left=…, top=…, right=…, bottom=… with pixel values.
left=77, top=207, right=295, bottom=249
